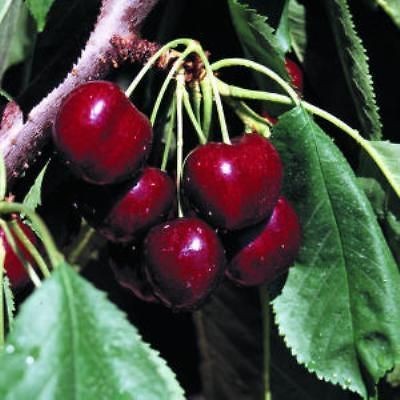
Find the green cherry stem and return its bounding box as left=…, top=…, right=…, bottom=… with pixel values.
left=183, top=89, right=207, bottom=144
left=191, top=81, right=202, bottom=124
left=150, top=44, right=197, bottom=125
left=0, top=89, right=12, bottom=103
left=125, top=38, right=196, bottom=98
left=0, top=244, right=4, bottom=350
left=222, top=97, right=271, bottom=138
left=9, top=219, right=51, bottom=279
left=211, top=58, right=300, bottom=106
left=0, top=203, right=63, bottom=269
left=0, top=219, right=41, bottom=287
left=194, top=45, right=231, bottom=144
left=216, top=79, right=289, bottom=104
left=161, top=97, right=177, bottom=172
left=200, top=76, right=213, bottom=139
left=176, top=71, right=185, bottom=218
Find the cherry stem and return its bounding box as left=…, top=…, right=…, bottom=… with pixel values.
left=194, top=46, right=231, bottom=144
left=150, top=44, right=197, bottom=125
left=259, top=285, right=272, bottom=400
left=0, top=219, right=41, bottom=288
left=0, top=89, right=12, bottom=103
left=176, top=71, right=185, bottom=218
left=200, top=76, right=213, bottom=140
left=0, top=244, right=4, bottom=350
left=125, top=38, right=195, bottom=98
left=222, top=97, right=271, bottom=138
left=67, top=225, right=97, bottom=266
left=211, top=58, right=300, bottom=106
left=183, top=89, right=207, bottom=144
left=9, top=219, right=51, bottom=279
left=0, top=203, right=63, bottom=269
left=191, top=81, right=202, bottom=124
left=160, top=97, right=177, bottom=172
left=0, top=154, right=6, bottom=202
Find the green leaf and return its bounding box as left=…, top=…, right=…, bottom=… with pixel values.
left=269, top=314, right=352, bottom=400
left=7, top=3, right=31, bottom=69
left=372, top=0, right=400, bottom=28
left=357, top=177, right=387, bottom=219
left=276, top=0, right=307, bottom=62
left=0, top=0, right=25, bottom=82
left=227, top=0, right=288, bottom=80
left=23, top=161, right=49, bottom=212
left=272, top=107, right=400, bottom=398
left=25, top=0, right=55, bottom=32
left=194, top=282, right=265, bottom=400
left=365, top=141, right=400, bottom=199
left=324, top=0, right=382, bottom=140
left=0, top=263, right=185, bottom=399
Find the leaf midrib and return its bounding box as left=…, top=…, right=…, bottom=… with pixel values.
left=60, top=266, right=79, bottom=400
left=310, top=117, right=362, bottom=380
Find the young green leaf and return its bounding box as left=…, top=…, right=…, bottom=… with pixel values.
left=0, top=0, right=25, bottom=82
left=371, top=0, right=400, bottom=28
left=276, top=0, right=307, bottom=62
left=364, top=141, right=400, bottom=198
left=227, top=0, right=288, bottom=80
left=272, top=107, right=400, bottom=399
left=25, top=0, right=55, bottom=32
left=0, top=263, right=185, bottom=400
left=324, top=0, right=382, bottom=140
left=23, top=161, right=49, bottom=212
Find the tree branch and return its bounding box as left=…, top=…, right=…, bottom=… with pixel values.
left=0, top=0, right=161, bottom=187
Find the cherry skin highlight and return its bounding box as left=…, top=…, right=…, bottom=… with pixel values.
left=183, top=133, right=283, bottom=231
left=78, top=167, right=175, bottom=243
left=1, top=219, right=37, bottom=289
left=53, top=80, right=152, bottom=185
left=109, top=243, right=158, bottom=304
left=226, top=197, right=301, bottom=286
left=285, top=58, right=303, bottom=92
left=143, top=217, right=226, bottom=311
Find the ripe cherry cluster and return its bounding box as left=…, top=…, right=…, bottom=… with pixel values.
left=49, top=74, right=301, bottom=310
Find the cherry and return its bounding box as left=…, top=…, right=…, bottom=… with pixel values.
left=285, top=58, right=303, bottom=92
left=78, top=167, right=175, bottom=243
left=226, top=197, right=301, bottom=286
left=143, top=217, right=226, bottom=310
left=53, top=80, right=152, bottom=185
left=108, top=243, right=158, bottom=304
left=0, top=218, right=37, bottom=289
left=182, top=133, right=283, bottom=231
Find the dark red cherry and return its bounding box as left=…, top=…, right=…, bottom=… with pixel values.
left=226, top=197, right=301, bottom=286
left=143, top=217, right=226, bottom=310
left=108, top=243, right=158, bottom=303
left=53, top=80, right=152, bottom=184
left=1, top=218, right=37, bottom=289
left=183, top=133, right=283, bottom=231
left=285, top=58, right=303, bottom=92
left=78, top=167, right=175, bottom=243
